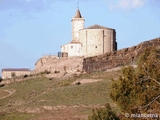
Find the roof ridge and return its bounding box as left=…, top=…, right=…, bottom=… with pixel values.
left=85, top=24, right=114, bottom=30
left=2, top=68, right=31, bottom=71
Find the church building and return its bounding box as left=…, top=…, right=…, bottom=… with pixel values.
left=61, top=9, right=117, bottom=57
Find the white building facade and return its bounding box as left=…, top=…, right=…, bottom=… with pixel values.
left=61, top=9, right=117, bottom=57
left=1, top=68, right=31, bottom=79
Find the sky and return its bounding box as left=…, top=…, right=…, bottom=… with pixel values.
left=0, top=0, right=160, bottom=74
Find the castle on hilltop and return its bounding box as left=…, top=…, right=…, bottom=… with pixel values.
left=61, top=9, right=117, bottom=57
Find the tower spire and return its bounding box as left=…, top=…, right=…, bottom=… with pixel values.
left=74, top=9, right=82, bottom=18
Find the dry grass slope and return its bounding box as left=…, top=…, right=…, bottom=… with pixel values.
left=0, top=70, right=121, bottom=120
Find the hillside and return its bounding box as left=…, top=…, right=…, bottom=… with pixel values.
left=0, top=70, right=122, bottom=120
left=0, top=38, right=159, bottom=120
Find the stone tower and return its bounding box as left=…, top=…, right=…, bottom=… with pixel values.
left=71, top=9, right=85, bottom=42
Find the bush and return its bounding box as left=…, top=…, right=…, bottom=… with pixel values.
left=54, top=70, right=60, bottom=73
left=110, top=47, right=160, bottom=114
left=11, top=72, right=16, bottom=77
left=40, top=70, right=51, bottom=75
left=75, top=82, right=81, bottom=85
left=88, top=103, right=119, bottom=120
left=0, top=84, right=4, bottom=88
left=0, top=77, right=2, bottom=82
left=23, top=74, right=28, bottom=78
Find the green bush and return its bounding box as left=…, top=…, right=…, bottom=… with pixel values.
left=40, top=70, right=51, bottom=75
left=110, top=47, right=160, bottom=115
left=0, top=77, right=2, bottom=82
left=88, top=103, right=119, bottom=120
left=11, top=72, right=16, bottom=77
left=23, top=74, right=28, bottom=78
left=54, top=70, right=60, bottom=73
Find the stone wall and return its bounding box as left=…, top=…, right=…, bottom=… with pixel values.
left=33, top=38, right=160, bottom=77
left=83, top=38, right=160, bottom=72
left=33, top=56, right=84, bottom=78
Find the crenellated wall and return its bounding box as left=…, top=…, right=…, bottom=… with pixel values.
left=82, top=38, right=160, bottom=72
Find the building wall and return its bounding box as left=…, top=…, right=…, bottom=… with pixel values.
left=2, top=71, right=31, bottom=79
left=71, top=18, right=84, bottom=41
left=61, top=43, right=82, bottom=57
left=79, top=28, right=116, bottom=57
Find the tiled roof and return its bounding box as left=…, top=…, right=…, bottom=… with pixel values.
left=85, top=24, right=114, bottom=30
left=2, top=68, right=31, bottom=71
left=74, top=9, right=82, bottom=18
left=71, top=41, right=82, bottom=44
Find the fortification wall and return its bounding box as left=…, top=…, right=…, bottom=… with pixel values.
left=83, top=38, right=160, bottom=72
left=33, top=38, right=160, bottom=78
left=33, top=56, right=84, bottom=78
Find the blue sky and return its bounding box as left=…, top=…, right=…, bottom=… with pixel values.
left=0, top=0, right=160, bottom=74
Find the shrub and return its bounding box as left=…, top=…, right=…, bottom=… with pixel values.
left=45, top=70, right=51, bottom=74
left=0, top=77, right=2, bottom=82
left=0, top=84, right=4, bottom=88
left=63, top=66, right=67, bottom=72
left=75, top=82, right=81, bottom=85
left=40, top=70, right=51, bottom=75
left=11, top=72, right=16, bottom=77
left=54, top=70, right=60, bottom=73
left=88, top=103, right=119, bottom=120
left=110, top=47, right=160, bottom=114
left=23, top=74, right=28, bottom=78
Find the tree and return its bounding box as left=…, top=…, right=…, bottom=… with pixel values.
left=0, top=77, right=2, bottom=82
left=110, top=47, right=160, bottom=116
left=88, top=103, right=119, bottom=120
left=11, top=72, right=16, bottom=78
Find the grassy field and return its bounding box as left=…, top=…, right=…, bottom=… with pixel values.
left=0, top=70, right=122, bottom=120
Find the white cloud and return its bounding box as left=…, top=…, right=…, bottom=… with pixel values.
left=132, top=0, right=144, bottom=7
left=26, top=0, right=31, bottom=2
left=109, top=0, right=146, bottom=10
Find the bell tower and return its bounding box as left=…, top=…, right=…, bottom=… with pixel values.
left=71, top=9, right=85, bottom=42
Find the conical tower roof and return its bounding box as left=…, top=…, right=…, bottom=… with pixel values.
left=74, top=9, right=82, bottom=18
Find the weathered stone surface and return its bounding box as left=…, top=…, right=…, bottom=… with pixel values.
left=32, top=56, right=84, bottom=78
left=83, top=38, right=160, bottom=72
left=33, top=38, right=160, bottom=77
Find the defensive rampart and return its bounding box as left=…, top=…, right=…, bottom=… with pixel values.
left=83, top=38, right=160, bottom=72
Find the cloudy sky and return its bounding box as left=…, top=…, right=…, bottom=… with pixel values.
left=0, top=0, right=160, bottom=74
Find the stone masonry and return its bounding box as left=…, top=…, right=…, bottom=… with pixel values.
left=33, top=38, right=160, bottom=77
left=33, top=56, right=84, bottom=78
left=83, top=38, right=160, bottom=73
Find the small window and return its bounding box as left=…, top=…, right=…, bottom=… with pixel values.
left=71, top=46, right=73, bottom=49
left=95, top=46, right=97, bottom=48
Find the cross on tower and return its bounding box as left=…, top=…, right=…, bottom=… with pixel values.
left=77, top=1, right=79, bottom=9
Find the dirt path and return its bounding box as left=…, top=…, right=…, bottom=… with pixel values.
left=72, top=79, right=102, bottom=85
left=0, top=89, right=15, bottom=100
